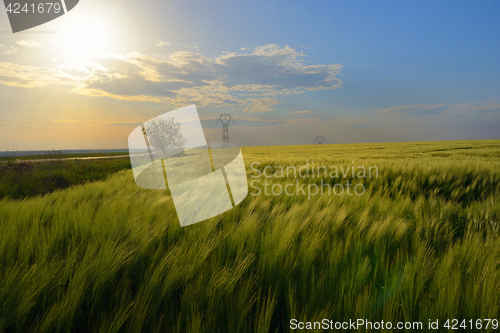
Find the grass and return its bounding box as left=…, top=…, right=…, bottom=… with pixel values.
left=0, top=158, right=131, bottom=200
left=0, top=140, right=499, bottom=332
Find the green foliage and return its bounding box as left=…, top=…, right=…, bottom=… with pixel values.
left=0, top=140, right=499, bottom=332
left=0, top=158, right=131, bottom=199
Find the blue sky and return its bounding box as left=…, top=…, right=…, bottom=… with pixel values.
left=0, top=0, right=499, bottom=149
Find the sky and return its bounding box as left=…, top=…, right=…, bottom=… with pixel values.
left=0, top=0, right=499, bottom=150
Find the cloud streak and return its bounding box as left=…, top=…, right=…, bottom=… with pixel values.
left=0, top=45, right=17, bottom=55
left=0, top=62, right=77, bottom=88
left=16, top=40, right=43, bottom=48
left=327, top=99, right=500, bottom=128
left=155, top=40, right=170, bottom=47
left=372, top=100, right=500, bottom=117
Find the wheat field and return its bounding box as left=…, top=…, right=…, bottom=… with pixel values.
left=0, top=140, right=499, bottom=332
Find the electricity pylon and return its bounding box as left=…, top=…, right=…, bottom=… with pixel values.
left=216, top=114, right=234, bottom=147
left=316, top=136, right=325, bottom=144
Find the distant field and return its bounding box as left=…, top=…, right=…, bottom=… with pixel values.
left=0, top=151, right=129, bottom=161
left=0, top=140, right=499, bottom=332
left=0, top=158, right=131, bottom=199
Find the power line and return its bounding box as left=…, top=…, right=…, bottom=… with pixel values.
left=216, top=114, right=234, bottom=147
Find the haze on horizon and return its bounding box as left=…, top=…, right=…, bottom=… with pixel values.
left=0, top=0, right=499, bottom=150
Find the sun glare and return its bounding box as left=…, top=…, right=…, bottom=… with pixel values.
left=55, top=15, right=113, bottom=61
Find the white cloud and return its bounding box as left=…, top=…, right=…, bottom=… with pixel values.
left=0, top=45, right=18, bottom=55
left=0, top=62, right=77, bottom=88
left=155, top=40, right=170, bottom=47
left=16, top=40, right=42, bottom=47
left=0, top=44, right=344, bottom=111
left=241, top=97, right=281, bottom=113
left=291, top=110, right=311, bottom=114
left=81, top=45, right=343, bottom=109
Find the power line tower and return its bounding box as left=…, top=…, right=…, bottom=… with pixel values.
left=316, top=136, right=325, bottom=144
left=216, top=114, right=234, bottom=147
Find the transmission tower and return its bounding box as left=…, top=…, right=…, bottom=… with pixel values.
left=216, top=114, right=234, bottom=147
left=316, top=136, right=325, bottom=144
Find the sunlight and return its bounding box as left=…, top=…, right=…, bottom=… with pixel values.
left=55, top=14, right=113, bottom=61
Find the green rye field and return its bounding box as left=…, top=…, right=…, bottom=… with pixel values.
left=0, top=140, right=499, bottom=332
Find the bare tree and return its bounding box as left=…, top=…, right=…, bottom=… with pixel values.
left=143, top=118, right=186, bottom=156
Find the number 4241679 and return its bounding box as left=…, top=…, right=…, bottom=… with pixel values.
left=5, top=2, right=62, bottom=14
left=444, top=319, right=498, bottom=330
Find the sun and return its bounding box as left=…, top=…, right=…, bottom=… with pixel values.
left=55, top=14, right=113, bottom=61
